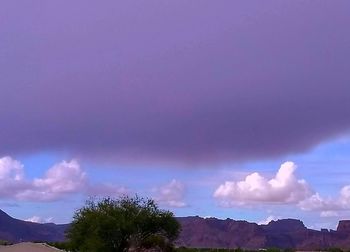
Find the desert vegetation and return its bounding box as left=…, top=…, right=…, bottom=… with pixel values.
left=66, top=195, right=180, bottom=252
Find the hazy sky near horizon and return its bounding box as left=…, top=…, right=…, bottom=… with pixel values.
left=1, top=1, right=350, bottom=229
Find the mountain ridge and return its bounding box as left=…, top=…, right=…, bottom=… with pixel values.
left=0, top=209, right=68, bottom=243
left=1, top=209, right=350, bottom=249
left=176, top=216, right=350, bottom=250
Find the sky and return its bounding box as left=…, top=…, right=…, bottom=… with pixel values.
left=1, top=1, right=350, bottom=230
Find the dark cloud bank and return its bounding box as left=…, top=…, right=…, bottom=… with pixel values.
left=1, top=1, right=350, bottom=163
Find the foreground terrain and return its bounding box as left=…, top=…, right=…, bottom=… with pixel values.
left=0, top=243, right=62, bottom=252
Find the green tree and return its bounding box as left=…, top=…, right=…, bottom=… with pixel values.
left=67, top=195, right=181, bottom=252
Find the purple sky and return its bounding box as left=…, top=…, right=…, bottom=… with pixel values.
left=1, top=1, right=350, bottom=163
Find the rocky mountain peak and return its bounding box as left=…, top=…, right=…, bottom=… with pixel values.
left=337, top=220, right=350, bottom=233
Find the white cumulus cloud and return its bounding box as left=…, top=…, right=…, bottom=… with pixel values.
left=258, top=215, right=280, bottom=225
left=154, top=179, right=187, bottom=207
left=0, top=156, right=128, bottom=202
left=16, top=160, right=86, bottom=201
left=214, top=162, right=311, bottom=206
left=34, top=160, right=86, bottom=194
left=0, top=157, right=32, bottom=199
left=214, top=161, right=350, bottom=218
left=25, top=216, right=54, bottom=223
left=0, top=157, right=24, bottom=181
left=299, top=185, right=350, bottom=216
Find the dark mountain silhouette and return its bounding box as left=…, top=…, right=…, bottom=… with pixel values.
left=1, top=209, right=350, bottom=249
left=0, top=209, right=68, bottom=242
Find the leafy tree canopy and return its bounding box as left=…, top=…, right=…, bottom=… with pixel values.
left=67, top=195, right=180, bottom=252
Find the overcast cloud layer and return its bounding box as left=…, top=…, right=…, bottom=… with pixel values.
left=1, top=1, right=350, bottom=162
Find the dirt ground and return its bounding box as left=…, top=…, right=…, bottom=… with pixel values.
left=0, top=243, right=63, bottom=252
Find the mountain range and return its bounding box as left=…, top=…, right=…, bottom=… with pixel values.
left=0, top=209, right=68, bottom=243
left=176, top=216, right=350, bottom=250
left=1, top=209, right=350, bottom=250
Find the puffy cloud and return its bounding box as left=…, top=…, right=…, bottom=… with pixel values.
left=299, top=193, right=334, bottom=211
left=0, top=157, right=24, bottom=181
left=25, top=216, right=54, bottom=223
left=340, top=186, right=350, bottom=205
left=214, top=162, right=311, bottom=206
left=16, top=160, right=86, bottom=201
left=299, top=185, right=350, bottom=215
left=34, top=160, right=86, bottom=194
left=0, top=157, right=32, bottom=199
left=258, top=215, right=280, bottom=225
left=154, top=179, right=187, bottom=208
left=0, top=156, right=128, bottom=202
left=214, top=161, right=350, bottom=217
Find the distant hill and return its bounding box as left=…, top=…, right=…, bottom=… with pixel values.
left=176, top=216, right=350, bottom=250
left=1, top=209, right=350, bottom=250
left=0, top=209, right=68, bottom=243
